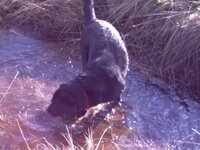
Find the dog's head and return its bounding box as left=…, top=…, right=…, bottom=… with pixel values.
left=47, top=82, right=88, bottom=121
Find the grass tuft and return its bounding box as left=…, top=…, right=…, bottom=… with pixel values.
left=107, top=0, right=200, bottom=99
left=0, top=0, right=83, bottom=38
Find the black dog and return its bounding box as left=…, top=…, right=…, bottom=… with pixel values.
left=47, top=0, right=129, bottom=121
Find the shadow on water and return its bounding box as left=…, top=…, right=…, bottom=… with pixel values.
left=0, top=29, right=200, bottom=149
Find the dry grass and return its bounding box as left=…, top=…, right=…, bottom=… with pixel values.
left=0, top=112, right=199, bottom=149
left=107, top=0, right=200, bottom=99
left=0, top=0, right=83, bottom=38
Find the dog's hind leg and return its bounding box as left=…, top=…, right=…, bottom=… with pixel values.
left=80, top=35, right=89, bottom=71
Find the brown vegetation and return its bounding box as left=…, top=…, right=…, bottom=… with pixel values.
left=0, top=0, right=83, bottom=38
left=108, top=0, right=200, bottom=99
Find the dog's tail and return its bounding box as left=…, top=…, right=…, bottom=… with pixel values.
left=83, top=0, right=96, bottom=24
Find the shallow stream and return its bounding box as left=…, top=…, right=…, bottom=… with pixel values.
left=0, top=29, right=199, bottom=149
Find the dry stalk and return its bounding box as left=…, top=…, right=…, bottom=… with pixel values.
left=16, top=119, right=31, bottom=150
left=0, top=71, right=19, bottom=103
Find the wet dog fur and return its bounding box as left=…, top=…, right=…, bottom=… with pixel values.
left=47, top=0, right=129, bottom=121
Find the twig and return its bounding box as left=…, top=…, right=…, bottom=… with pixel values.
left=9, top=29, right=26, bottom=38
left=62, top=127, right=76, bottom=150
left=192, top=128, right=200, bottom=135
left=17, top=119, right=32, bottom=150
left=95, top=127, right=109, bottom=150
left=0, top=71, right=19, bottom=103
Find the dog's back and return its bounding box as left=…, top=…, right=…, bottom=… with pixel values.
left=81, top=0, right=129, bottom=78
left=47, top=0, right=129, bottom=120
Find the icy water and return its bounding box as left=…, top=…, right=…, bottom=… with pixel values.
left=0, top=29, right=200, bottom=150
